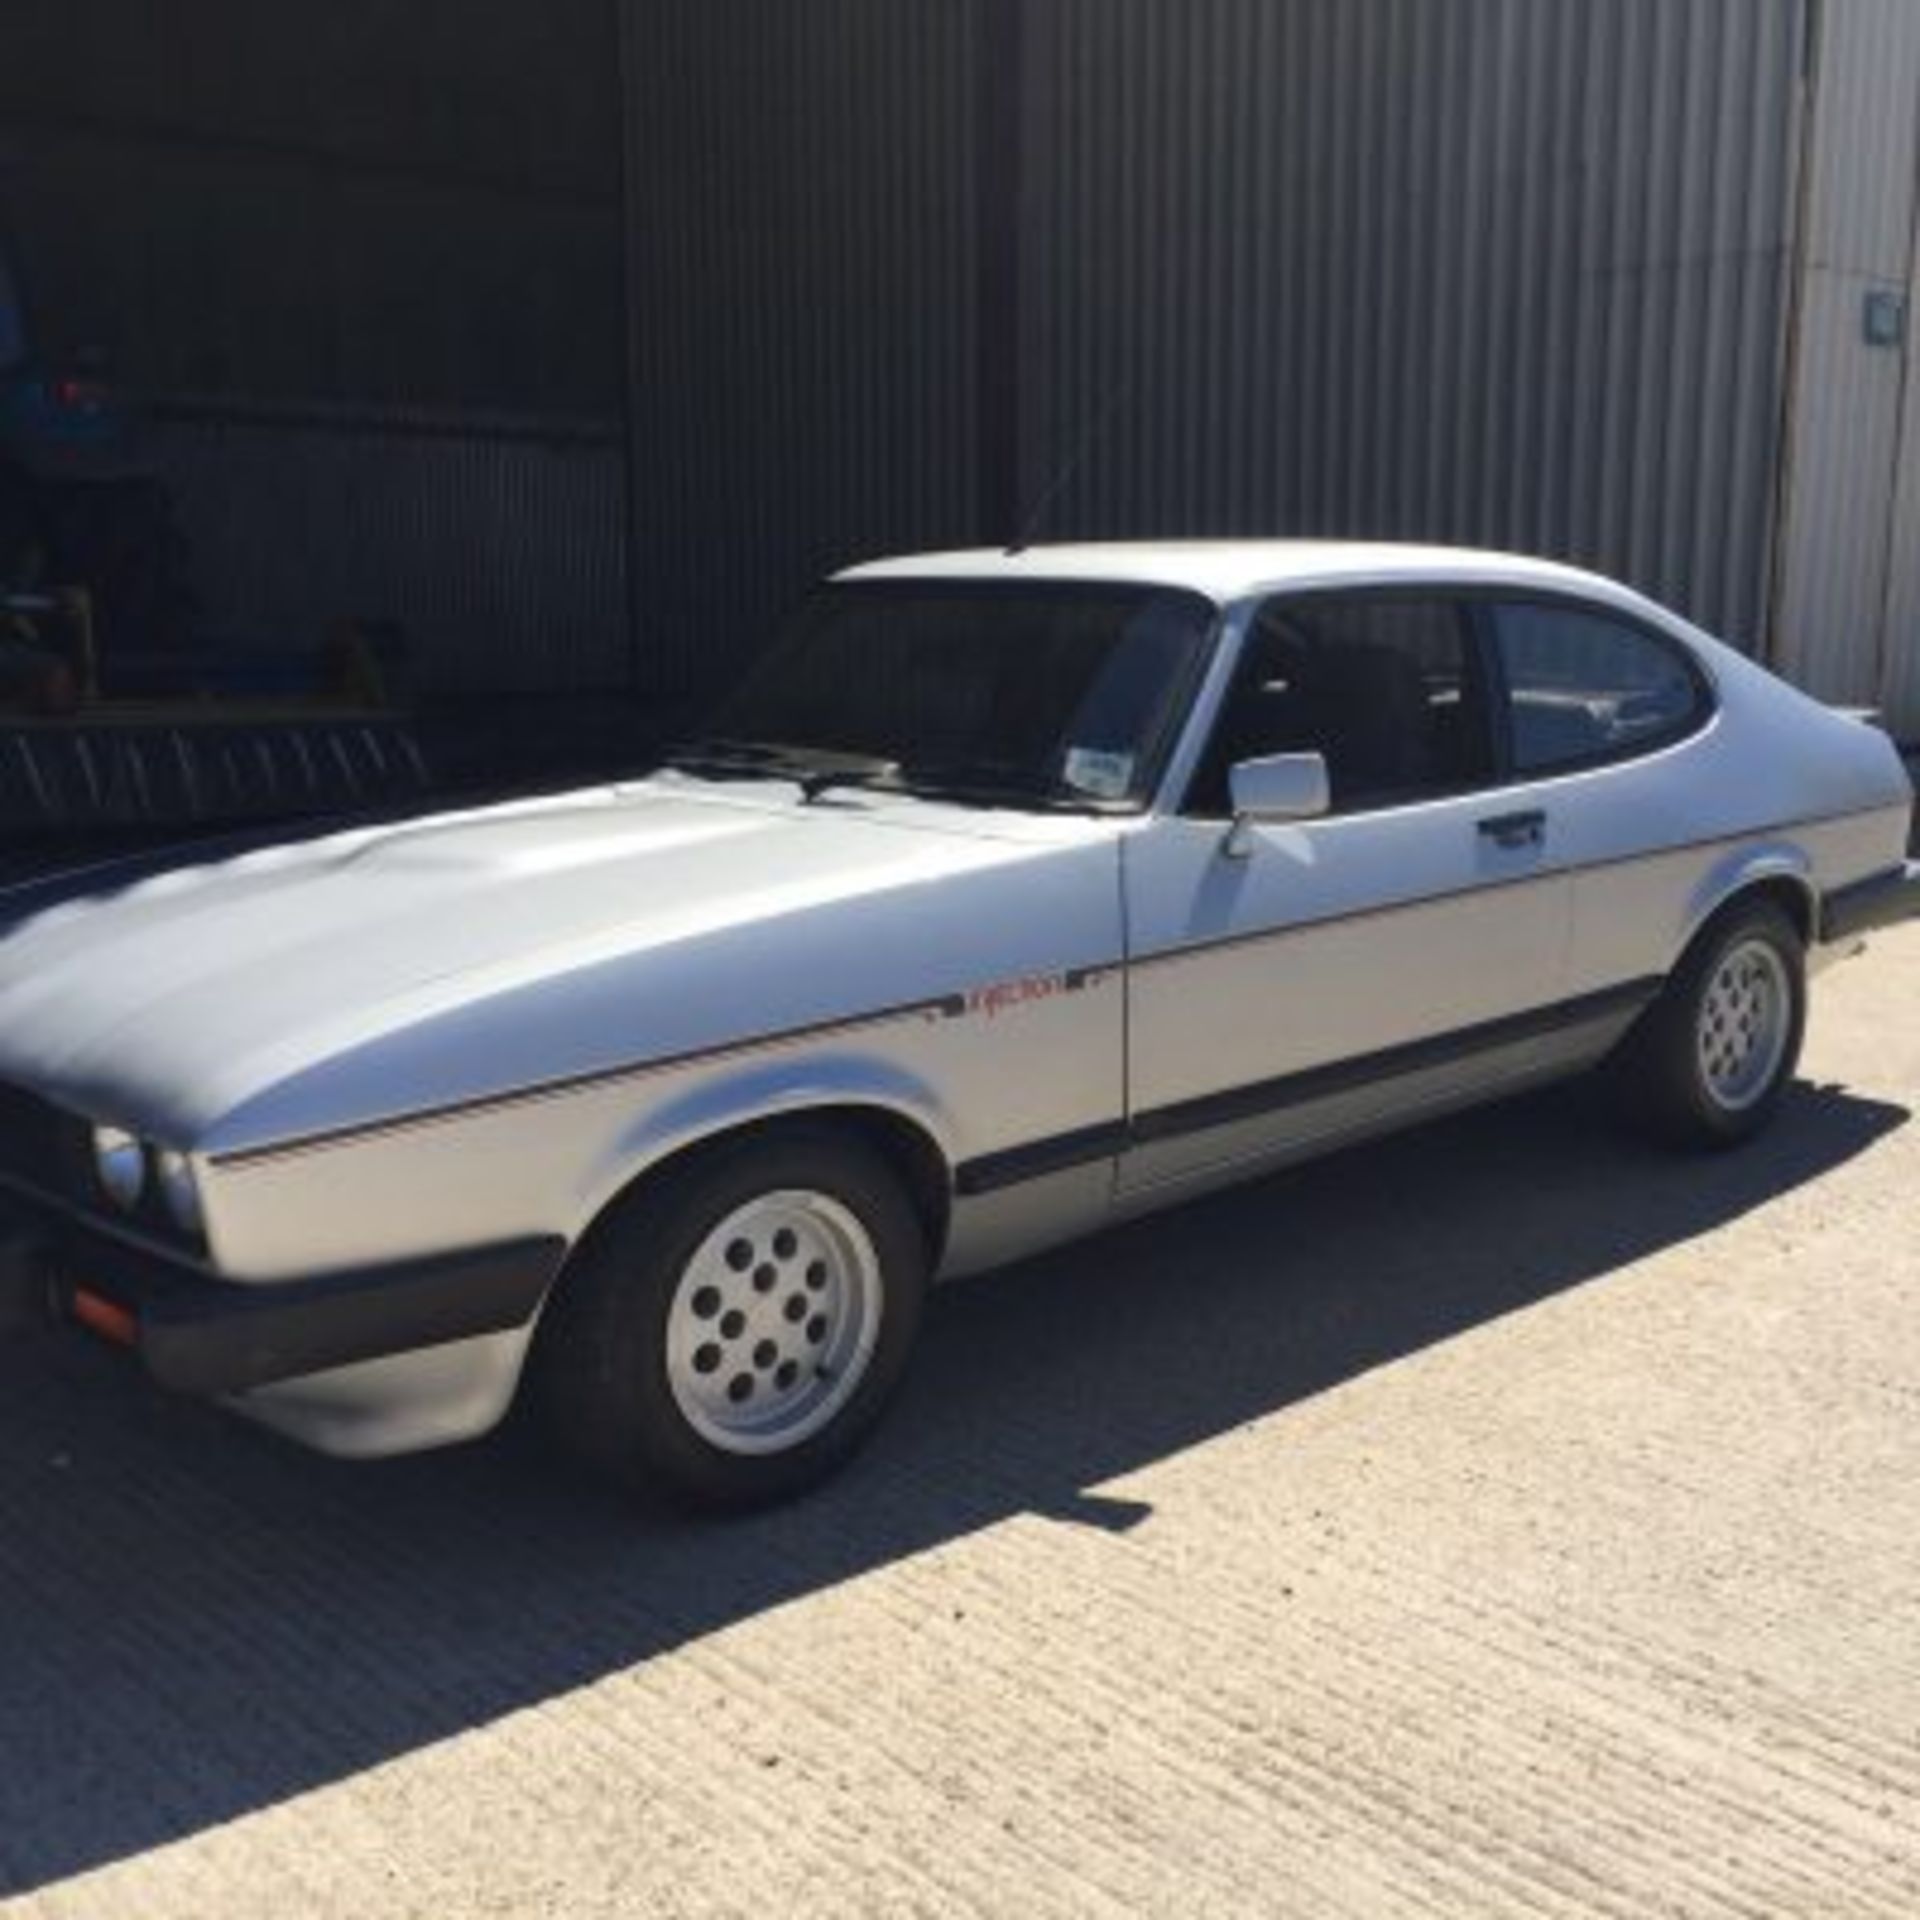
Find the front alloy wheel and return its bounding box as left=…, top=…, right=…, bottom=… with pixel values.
left=664, top=1190, right=884, bottom=1456
left=534, top=1125, right=928, bottom=1509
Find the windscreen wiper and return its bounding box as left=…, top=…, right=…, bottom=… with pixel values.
left=792, top=760, right=901, bottom=804
left=659, top=740, right=901, bottom=804
left=891, top=759, right=1105, bottom=813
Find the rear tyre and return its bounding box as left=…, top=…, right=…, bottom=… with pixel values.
left=1611, top=898, right=1806, bottom=1149
left=532, top=1125, right=928, bottom=1511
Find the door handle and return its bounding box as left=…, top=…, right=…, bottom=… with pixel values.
left=1477, top=809, right=1546, bottom=850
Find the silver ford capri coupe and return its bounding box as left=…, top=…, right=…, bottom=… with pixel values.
left=0, top=543, right=1913, bottom=1508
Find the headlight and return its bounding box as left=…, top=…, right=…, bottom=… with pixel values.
left=155, top=1148, right=203, bottom=1235
left=91, top=1125, right=147, bottom=1211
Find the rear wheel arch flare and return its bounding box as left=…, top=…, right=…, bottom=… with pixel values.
left=1681, top=858, right=1816, bottom=963
left=1735, top=875, right=1815, bottom=946
left=1611, top=889, right=1808, bottom=1149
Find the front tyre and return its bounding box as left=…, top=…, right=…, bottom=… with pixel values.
left=1613, top=898, right=1807, bottom=1149
left=534, top=1127, right=928, bottom=1510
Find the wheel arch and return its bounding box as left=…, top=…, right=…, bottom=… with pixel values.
left=1611, top=850, right=1813, bottom=1150
left=529, top=1087, right=948, bottom=1506
left=568, top=1071, right=957, bottom=1272
left=1679, top=847, right=1816, bottom=959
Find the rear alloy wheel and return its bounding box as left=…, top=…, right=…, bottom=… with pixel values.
left=1613, top=898, right=1807, bottom=1148
left=533, top=1126, right=928, bottom=1510
left=1694, top=937, right=1796, bottom=1116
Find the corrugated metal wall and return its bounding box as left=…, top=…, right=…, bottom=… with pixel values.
left=622, top=0, right=1811, bottom=703
left=148, top=402, right=627, bottom=692
left=0, top=0, right=623, bottom=413
left=2, top=0, right=630, bottom=693
left=621, top=0, right=983, bottom=695
left=1016, top=0, right=1805, bottom=649
left=1880, top=228, right=1920, bottom=734
left=18, top=3, right=1908, bottom=723
left=1772, top=0, right=1920, bottom=730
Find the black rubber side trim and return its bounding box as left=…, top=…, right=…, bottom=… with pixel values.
left=1820, top=862, right=1920, bottom=945
left=950, top=978, right=1666, bottom=1194
left=20, top=1201, right=566, bottom=1395
left=954, top=1121, right=1131, bottom=1197
left=1131, top=979, right=1662, bottom=1146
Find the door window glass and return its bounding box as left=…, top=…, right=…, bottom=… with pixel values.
left=1186, top=595, right=1491, bottom=815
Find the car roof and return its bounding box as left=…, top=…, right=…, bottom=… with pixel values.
left=835, top=540, right=1627, bottom=608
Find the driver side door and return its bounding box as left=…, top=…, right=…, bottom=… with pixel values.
left=1119, top=588, right=1573, bottom=1197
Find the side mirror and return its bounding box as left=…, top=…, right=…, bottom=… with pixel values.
left=1224, top=752, right=1329, bottom=856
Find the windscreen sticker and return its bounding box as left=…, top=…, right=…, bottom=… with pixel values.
left=1062, top=747, right=1135, bottom=801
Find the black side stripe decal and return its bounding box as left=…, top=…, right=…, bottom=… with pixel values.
left=213, top=973, right=1107, bottom=1170
left=211, top=988, right=974, bottom=1169
left=211, top=800, right=1891, bottom=1173
left=953, top=977, right=1662, bottom=1195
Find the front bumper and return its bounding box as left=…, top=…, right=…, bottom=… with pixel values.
left=1821, top=861, right=1920, bottom=945
left=0, top=1195, right=564, bottom=1396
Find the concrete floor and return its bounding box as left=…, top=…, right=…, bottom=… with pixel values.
left=2, top=928, right=1917, bottom=1918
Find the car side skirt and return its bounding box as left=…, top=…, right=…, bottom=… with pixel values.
left=952, top=976, right=1662, bottom=1198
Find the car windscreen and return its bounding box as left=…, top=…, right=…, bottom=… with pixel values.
left=691, top=581, right=1218, bottom=810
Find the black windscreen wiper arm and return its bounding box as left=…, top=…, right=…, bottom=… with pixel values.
left=794, top=761, right=901, bottom=804
left=890, top=759, right=1104, bottom=812
left=659, top=740, right=902, bottom=803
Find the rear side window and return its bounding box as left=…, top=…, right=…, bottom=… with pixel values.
left=1491, top=602, right=1708, bottom=774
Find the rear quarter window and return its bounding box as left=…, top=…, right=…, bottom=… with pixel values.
left=1491, top=602, right=1710, bottom=774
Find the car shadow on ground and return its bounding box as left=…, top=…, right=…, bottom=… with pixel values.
left=0, top=1076, right=1907, bottom=1896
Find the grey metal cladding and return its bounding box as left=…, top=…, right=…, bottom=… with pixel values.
left=620, top=0, right=983, bottom=696
left=148, top=406, right=629, bottom=693
left=0, top=0, right=620, bottom=202
left=0, top=1, right=625, bottom=417
left=1015, top=0, right=1806, bottom=652
left=3, top=0, right=634, bottom=696
left=617, top=0, right=1808, bottom=688
left=1771, top=0, right=1920, bottom=727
